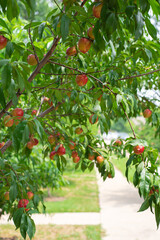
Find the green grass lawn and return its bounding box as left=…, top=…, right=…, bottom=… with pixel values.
left=41, top=166, right=100, bottom=213
left=0, top=224, right=102, bottom=240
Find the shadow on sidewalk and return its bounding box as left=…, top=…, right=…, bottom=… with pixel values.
left=101, top=185, right=143, bottom=207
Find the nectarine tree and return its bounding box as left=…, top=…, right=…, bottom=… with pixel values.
left=0, top=0, right=160, bottom=239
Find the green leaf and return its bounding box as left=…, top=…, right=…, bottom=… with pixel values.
left=27, top=216, right=36, bottom=239
left=93, top=22, right=106, bottom=50
left=88, top=162, right=94, bottom=171
left=12, top=121, right=28, bottom=152
left=148, top=0, right=160, bottom=19
left=81, top=161, right=87, bottom=172
left=106, top=12, right=117, bottom=34
left=22, top=124, right=30, bottom=145
left=0, top=0, right=7, bottom=12
left=38, top=22, right=46, bottom=39
left=0, top=88, right=6, bottom=108
left=137, top=161, right=144, bottom=174
left=0, top=18, right=11, bottom=34
left=155, top=204, right=160, bottom=229
left=126, top=139, right=148, bottom=147
left=13, top=208, right=24, bottom=229
left=135, top=11, right=144, bottom=39
left=9, top=182, right=18, bottom=202
left=116, top=94, right=123, bottom=105
left=8, top=79, right=18, bottom=106
left=60, top=14, right=70, bottom=41
left=1, top=63, right=12, bottom=90
left=20, top=213, right=28, bottom=239
left=125, top=6, right=136, bottom=18
left=139, top=168, right=150, bottom=198
left=24, top=21, right=42, bottom=30
left=126, top=155, right=134, bottom=168
left=145, top=18, right=157, bottom=39
left=70, top=6, right=87, bottom=16
left=14, top=67, right=25, bottom=91
left=138, top=198, right=149, bottom=212
left=139, top=0, right=149, bottom=13
left=133, top=170, right=139, bottom=187
left=7, top=0, right=19, bottom=21
left=109, top=161, right=115, bottom=177
left=6, top=41, right=14, bottom=57
left=0, top=59, right=9, bottom=67
left=125, top=167, right=129, bottom=181
left=34, top=119, right=45, bottom=142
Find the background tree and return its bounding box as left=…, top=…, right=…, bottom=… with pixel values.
left=0, top=0, right=160, bottom=239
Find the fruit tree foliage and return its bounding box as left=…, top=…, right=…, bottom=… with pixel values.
left=0, top=0, right=160, bottom=239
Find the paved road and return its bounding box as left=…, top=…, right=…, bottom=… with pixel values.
left=97, top=168, right=160, bottom=240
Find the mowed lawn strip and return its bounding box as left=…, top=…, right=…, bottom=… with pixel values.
left=42, top=168, right=100, bottom=213
left=0, top=224, right=102, bottom=240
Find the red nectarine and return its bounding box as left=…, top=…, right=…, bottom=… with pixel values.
left=78, top=38, right=91, bottom=53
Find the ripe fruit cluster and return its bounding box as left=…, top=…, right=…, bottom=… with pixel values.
left=93, top=3, right=103, bottom=18
left=75, top=127, right=83, bottom=135
left=3, top=108, right=24, bottom=127
left=76, top=74, right=88, bottom=86
left=27, top=135, right=39, bottom=149
left=133, top=145, right=145, bottom=155
left=27, top=54, right=38, bottom=66
left=149, top=186, right=159, bottom=196
left=113, top=139, right=123, bottom=146
left=65, top=2, right=103, bottom=90
left=96, top=155, right=104, bottom=163
left=143, top=109, right=152, bottom=118
left=31, top=109, right=37, bottom=115
left=65, top=1, right=103, bottom=59
left=50, top=144, right=66, bottom=160
left=4, top=191, right=34, bottom=212
left=0, top=35, right=7, bottom=50
left=89, top=114, right=98, bottom=124
left=4, top=191, right=9, bottom=200
left=71, top=151, right=80, bottom=163
left=0, top=142, right=5, bottom=149
left=18, top=199, right=29, bottom=211
left=88, top=154, right=95, bottom=161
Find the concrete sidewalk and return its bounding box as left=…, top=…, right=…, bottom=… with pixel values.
left=0, top=212, right=100, bottom=225
left=97, top=168, right=160, bottom=240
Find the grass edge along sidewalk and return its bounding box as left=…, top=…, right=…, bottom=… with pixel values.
left=0, top=224, right=103, bottom=240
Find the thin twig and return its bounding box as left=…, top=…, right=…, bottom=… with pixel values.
left=39, top=70, right=103, bottom=76
left=88, top=145, right=101, bottom=155
left=36, top=96, right=45, bottom=116
left=118, top=68, right=160, bottom=81
left=53, top=0, right=63, bottom=13
left=120, top=103, right=136, bottom=139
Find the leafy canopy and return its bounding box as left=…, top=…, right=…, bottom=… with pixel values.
left=0, top=0, right=160, bottom=239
